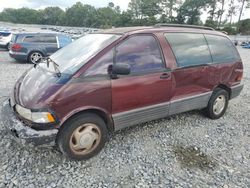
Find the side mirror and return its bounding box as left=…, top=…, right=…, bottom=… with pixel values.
left=112, top=63, right=131, bottom=75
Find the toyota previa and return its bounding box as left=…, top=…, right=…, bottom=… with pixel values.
left=2, top=25, right=243, bottom=160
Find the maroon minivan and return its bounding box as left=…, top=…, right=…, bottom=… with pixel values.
left=2, top=25, right=243, bottom=160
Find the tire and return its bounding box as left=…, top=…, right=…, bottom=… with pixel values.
left=6, top=43, right=10, bottom=50
left=56, top=113, right=108, bottom=161
left=204, top=88, right=229, bottom=119
left=28, top=51, right=43, bottom=64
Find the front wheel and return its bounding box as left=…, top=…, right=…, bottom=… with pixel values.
left=204, top=88, right=229, bottom=119
left=56, top=113, right=108, bottom=160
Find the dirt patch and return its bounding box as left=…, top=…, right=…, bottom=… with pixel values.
left=173, top=145, right=217, bottom=171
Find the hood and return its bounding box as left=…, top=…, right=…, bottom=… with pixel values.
left=14, top=66, right=72, bottom=109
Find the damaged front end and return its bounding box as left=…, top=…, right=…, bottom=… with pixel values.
left=1, top=100, right=58, bottom=147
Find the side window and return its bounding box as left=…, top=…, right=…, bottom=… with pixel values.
left=58, top=35, right=72, bottom=48
left=116, top=35, right=165, bottom=73
left=23, top=35, right=39, bottom=43
left=84, top=50, right=113, bottom=76
left=39, top=35, right=57, bottom=43
left=164, top=33, right=212, bottom=67
left=205, top=34, right=240, bottom=63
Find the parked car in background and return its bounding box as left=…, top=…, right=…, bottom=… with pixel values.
left=2, top=25, right=243, bottom=160
left=240, top=41, right=249, bottom=46
left=9, top=32, right=72, bottom=63
left=242, top=44, right=250, bottom=49
left=0, top=31, right=12, bottom=50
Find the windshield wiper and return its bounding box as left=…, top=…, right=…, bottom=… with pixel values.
left=46, top=57, right=61, bottom=77
left=34, top=57, right=61, bottom=77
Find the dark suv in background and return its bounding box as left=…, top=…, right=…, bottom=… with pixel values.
left=9, top=33, right=72, bottom=63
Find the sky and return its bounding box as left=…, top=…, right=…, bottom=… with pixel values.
left=0, top=0, right=249, bottom=22
left=0, top=0, right=130, bottom=11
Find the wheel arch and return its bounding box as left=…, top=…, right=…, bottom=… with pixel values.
left=59, top=108, right=114, bottom=132
left=214, top=84, right=231, bottom=98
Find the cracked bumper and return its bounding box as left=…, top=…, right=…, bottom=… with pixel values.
left=1, top=100, right=58, bottom=146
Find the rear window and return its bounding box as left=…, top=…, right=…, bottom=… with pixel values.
left=205, top=34, right=240, bottom=63
left=164, top=33, right=212, bottom=68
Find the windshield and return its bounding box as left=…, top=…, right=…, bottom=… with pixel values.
left=49, top=33, right=120, bottom=74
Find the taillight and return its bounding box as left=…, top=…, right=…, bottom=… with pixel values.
left=236, top=72, right=243, bottom=81
left=11, top=44, right=22, bottom=51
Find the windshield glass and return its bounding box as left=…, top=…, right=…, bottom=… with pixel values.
left=49, top=33, right=120, bottom=74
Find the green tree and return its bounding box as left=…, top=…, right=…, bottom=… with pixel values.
left=160, top=0, right=182, bottom=22
left=177, top=0, right=210, bottom=25
left=238, top=18, right=250, bottom=34
left=227, top=0, right=237, bottom=25
left=39, top=7, right=65, bottom=25
left=65, top=2, right=97, bottom=27
left=116, top=10, right=133, bottom=27
left=236, top=0, right=250, bottom=31
left=207, top=0, right=217, bottom=21
left=0, top=8, right=39, bottom=24
left=96, top=7, right=118, bottom=28
left=128, top=0, right=162, bottom=25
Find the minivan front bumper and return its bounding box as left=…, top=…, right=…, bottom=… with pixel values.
left=1, top=100, right=58, bottom=146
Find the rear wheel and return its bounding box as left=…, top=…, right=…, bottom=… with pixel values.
left=28, top=51, right=43, bottom=64
left=204, top=88, right=229, bottom=119
left=56, top=113, right=108, bottom=160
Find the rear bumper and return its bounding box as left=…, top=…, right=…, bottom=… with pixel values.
left=230, top=84, right=244, bottom=99
left=1, top=100, right=58, bottom=146
left=9, top=51, right=27, bottom=61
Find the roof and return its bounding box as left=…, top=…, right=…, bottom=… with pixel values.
left=14, top=32, right=65, bottom=36
left=99, top=25, right=226, bottom=36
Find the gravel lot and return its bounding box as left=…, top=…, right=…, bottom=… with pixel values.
left=0, top=47, right=249, bottom=188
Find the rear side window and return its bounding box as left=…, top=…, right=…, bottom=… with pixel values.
left=205, top=34, right=240, bottom=63
left=23, top=35, right=56, bottom=43
left=116, top=35, right=165, bottom=73
left=39, top=35, right=57, bottom=43
left=164, top=33, right=212, bottom=67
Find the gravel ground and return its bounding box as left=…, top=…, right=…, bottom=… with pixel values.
left=0, top=47, right=249, bottom=188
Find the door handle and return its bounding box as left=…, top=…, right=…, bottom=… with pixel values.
left=160, top=73, right=170, bottom=79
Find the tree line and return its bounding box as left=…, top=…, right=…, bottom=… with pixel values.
left=0, top=0, right=249, bottom=34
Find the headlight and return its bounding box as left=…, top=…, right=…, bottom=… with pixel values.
left=15, top=104, right=55, bottom=123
